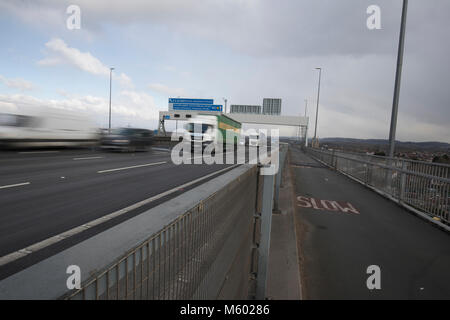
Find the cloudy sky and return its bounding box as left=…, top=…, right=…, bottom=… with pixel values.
left=0, top=0, right=449, bottom=142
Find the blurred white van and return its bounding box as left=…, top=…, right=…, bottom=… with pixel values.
left=0, top=106, right=99, bottom=148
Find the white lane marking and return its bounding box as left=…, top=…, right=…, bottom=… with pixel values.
left=0, top=164, right=239, bottom=266
left=97, top=161, right=167, bottom=173
left=151, top=147, right=171, bottom=152
left=0, top=182, right=31, bottom=190
left=18, top=151, right=60, bottom=154
left=73, top=156, right=104, bottom=161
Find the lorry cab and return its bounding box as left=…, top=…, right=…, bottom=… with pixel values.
left=183, top=114, right=241, bottom=152
left=184, top=115, right=217, bottom=150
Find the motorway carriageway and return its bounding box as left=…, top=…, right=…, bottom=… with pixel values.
left=0, top=147, right=251, bottom=279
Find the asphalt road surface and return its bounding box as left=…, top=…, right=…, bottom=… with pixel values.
left=289, top=145, right=450, bottom=299
left=0, top=146, right=258, bottom=279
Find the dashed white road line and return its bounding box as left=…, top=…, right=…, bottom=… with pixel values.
left=97, top=161, right=167, bottom=173
left=0, top=164, right=239, bottom=266
left=73, top=156, right=104, bottom=161
left=18, top=151, right=60, bottom=154
left=0, top=182, right=31, bottom=190
left=151, top=147, right=171, bottom=152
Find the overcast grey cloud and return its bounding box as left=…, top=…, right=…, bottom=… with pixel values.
left=0, top=0, right=449, bottom=142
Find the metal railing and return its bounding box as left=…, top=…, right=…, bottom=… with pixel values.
left=64, top=165, right=259, bottom=300
left=332, top=149, right=450, bottom=182
left=305, top=147, right=450, bottom=226
left=61, top=142, right=289, bottom=300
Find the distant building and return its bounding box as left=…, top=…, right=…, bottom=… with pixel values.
left=229, top=98, right=282, bottom=115
left=230, top=104, right=261, bottom=114
left=262, top=98, right=282, bottom=115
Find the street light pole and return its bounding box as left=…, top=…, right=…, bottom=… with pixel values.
left=313, top=67, right=322, bottom=147
left=223, top=97, right=228, bottom=114
left=388, top=0, right=408, bottom=158
left=303, top=99, right=308, bottom=146
left=109, top=67, right=114, bottom=133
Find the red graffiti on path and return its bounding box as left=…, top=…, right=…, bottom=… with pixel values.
left=297, top=196, right=360, bottom=215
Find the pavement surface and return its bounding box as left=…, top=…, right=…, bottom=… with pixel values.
left=267, top=148, right=302, bottom=300
left=0, top=146, right=260, bottom=279
left=289, top=145, right=450, bottom=299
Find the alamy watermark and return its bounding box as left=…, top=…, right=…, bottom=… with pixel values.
left=66, top=264, right=81, bottom=290
left=170, top=127, right=280, bottom=176
left=66, top=5, right=81, bottom=30
left=366, top=265, right=381, bottom=290
left=367, top=5, right=382, bottom=30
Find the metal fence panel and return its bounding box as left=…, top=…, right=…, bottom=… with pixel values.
left=65, top=166, right=259, bottom=300
left=306, top=147, right=450, bottom=225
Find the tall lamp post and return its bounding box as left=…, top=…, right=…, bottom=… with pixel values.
left=388, top=0, right=408, bottom=158
left=108, top=67, right=114, bottom=133
left=304, top=99, right=308, bottom=117
left=303, top=99, right=308, bottom=146
left=223, top=97, right=228, bottom=114
left=313, top=67, right=322, bottom=147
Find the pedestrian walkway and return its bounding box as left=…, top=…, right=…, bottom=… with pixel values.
left=266, top=151, right=302, bottom=300
left=289, top=146, right=450, bottom=299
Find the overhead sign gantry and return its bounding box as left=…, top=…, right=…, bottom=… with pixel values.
left=158, top=98, right=223, bottom=135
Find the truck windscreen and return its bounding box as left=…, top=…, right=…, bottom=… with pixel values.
left=185, top=123, right=212, bottom=133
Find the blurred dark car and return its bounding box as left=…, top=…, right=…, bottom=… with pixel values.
left=101, top=128, right=154, bottom=152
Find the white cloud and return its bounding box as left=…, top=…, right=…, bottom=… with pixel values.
left=0, top=90, right=163, bottom=129
left=0, top=75, right=35, bottom=91
left=148, top=83, right=187, bottom=97
left=38, top=38, right=108, bottom=75
left=0, top=101, right=17, bottom=113
left=38, top=38, right=133, bottom=88
left=0, top=1, right=64, bottom=32
left=117, top=73, right=133, bottom=88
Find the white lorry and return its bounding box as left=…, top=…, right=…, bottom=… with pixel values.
left=0, top=106, right=99, bottom=148
left=182, top=114, right=242, bottom=150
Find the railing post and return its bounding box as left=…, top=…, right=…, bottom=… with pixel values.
left=273, top=144, right=287, bottom=213
left=332, top=149, right=336, bottom=169
left=364, top=164, right=369, bottom=185
left=385, top=158, right=393, bottom=195
left=399, top=161, right=407, bottom=202
left=255, top=168, right=275, bottom=300
left=280, top=145, right=287, bottom=187
left=273, top=159, right=282, bottom=213
left=273, top=173, right=281, bottom=214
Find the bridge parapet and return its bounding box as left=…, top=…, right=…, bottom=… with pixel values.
left=304, top=146, right=450, bottom=229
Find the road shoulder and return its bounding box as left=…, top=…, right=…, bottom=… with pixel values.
left=266, top=148, right=302, bottom=300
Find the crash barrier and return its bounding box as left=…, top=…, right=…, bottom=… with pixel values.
left=62, top=144, right=289, bottom=300
left=305, top=147, right=450, bottom=228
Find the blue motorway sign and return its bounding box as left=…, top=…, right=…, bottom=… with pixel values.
left=172, top=104, right=223, bottom=111
left=169, top=98, right=214, bottom=105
